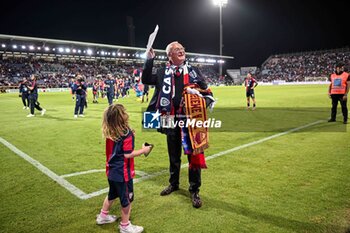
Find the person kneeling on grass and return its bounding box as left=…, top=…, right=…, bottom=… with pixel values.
left=96, top=104, right=152, bottom=233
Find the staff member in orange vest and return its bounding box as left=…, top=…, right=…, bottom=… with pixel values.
left=328, top=63, right=350, bottom=124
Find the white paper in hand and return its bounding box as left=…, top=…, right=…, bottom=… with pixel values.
left=145, top=25, right=159, bottom=55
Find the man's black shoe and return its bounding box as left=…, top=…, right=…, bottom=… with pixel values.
left=328, top=119, right=336, bottom=122
left=160, top=185, right=179, bottom=196
left=191, top=192, right=202, bottom=208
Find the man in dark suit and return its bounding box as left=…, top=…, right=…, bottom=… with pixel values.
left=141, top=41, right=214, bottom=208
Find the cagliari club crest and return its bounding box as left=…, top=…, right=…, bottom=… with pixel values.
left=160, top=97, right=170, bottom=106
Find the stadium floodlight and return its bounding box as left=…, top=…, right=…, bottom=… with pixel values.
left=213, top=0, right=227, bottom=7
left=1, top=44, right=5, bottom=48
left=100, top=51, right=105, bottom=55
left=136, top=54, right=139, bottom=57
left=52, top=48, right=56, bottom=51
left=21, top=45, right=26, bottom=49
left=112, top=52, right=116, bottom=56
left=87, top=49, right=92, bottom=55
left=58, top=47, right=64, bottom=52
left=37, top=47, right=41, bottom=50
left=107, top=52, right=111, bottom=55
left=29, top=45, right=35, bottom=50
left=72, top=49, right=76, bottom=53
left=122, top=53, right=126, bottom=56
left=213, top=0, right=227, bottom=78
left=77, top=49, right=81, bottom=53
left=117, top=52, right=121, bottom=56
left=12, top=45, right=17, bottom=49
left=65, top=48, right=71, bottom=53
left=45, top=47, right=50, bottom=51
left=197, top=58, right=205, bottom=62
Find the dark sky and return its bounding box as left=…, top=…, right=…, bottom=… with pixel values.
left=0, top=0, right=348, bottom=69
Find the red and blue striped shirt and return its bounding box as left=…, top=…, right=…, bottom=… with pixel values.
left=105, top=129, right=135, bottom=182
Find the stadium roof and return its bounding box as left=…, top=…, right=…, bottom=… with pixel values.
left=0, top=34, right=234, bottom=64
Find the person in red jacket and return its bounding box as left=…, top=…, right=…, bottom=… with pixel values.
left=328, top=63, right=350, bottom=124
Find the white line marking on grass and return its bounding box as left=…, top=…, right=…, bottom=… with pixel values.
left=61, top=169, right=150, bottom=178
left=0, top=137, right=87, bottom=200
left=83, top=119, right=325, bottom=199
left=61, top=169, right=105, bottom=178
left=81, top=188, right=109, bottom=199
left=136, top=170, right=150, bottom=177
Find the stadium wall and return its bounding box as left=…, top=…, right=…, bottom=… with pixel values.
left=5, top=88, right=71, bottom=93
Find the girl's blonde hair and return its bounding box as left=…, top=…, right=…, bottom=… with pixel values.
left=102, top=104, right=129, bottom=141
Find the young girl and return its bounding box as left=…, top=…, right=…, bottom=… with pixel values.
left=96, top=104, right=151, bottom=233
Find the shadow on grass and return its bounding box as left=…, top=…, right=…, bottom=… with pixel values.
left=42, top=114, right=76, bottom=122
left=202, top=195, right=345, bottom=233
left=44, top=108, right=59, bottom=112
left=85, top=108, right=104, bottom=112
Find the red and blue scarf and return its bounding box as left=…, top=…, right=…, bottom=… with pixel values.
left=157, top=63, right=210, bottom=169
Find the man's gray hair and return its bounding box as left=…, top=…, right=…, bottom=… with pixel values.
left=165, top=41, right=179, bottom=57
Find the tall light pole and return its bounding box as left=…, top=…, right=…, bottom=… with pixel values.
left=213, top=0, right=227, bottom=79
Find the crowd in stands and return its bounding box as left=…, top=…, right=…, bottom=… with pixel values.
left=0, top=56, right=141, bottom=88
left=0, top=56, right=221, bottom=88
left=1, top=48, right=349, bottom=88
left=255, top=48, right=350, bottom=82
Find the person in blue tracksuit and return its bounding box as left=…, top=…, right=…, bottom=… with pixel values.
left=104, top=74, right=116, bottom=105
left=72, top=76, right=87, bottom=118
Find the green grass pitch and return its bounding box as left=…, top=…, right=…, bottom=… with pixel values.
left=0, top=85, right=349, bottom=233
